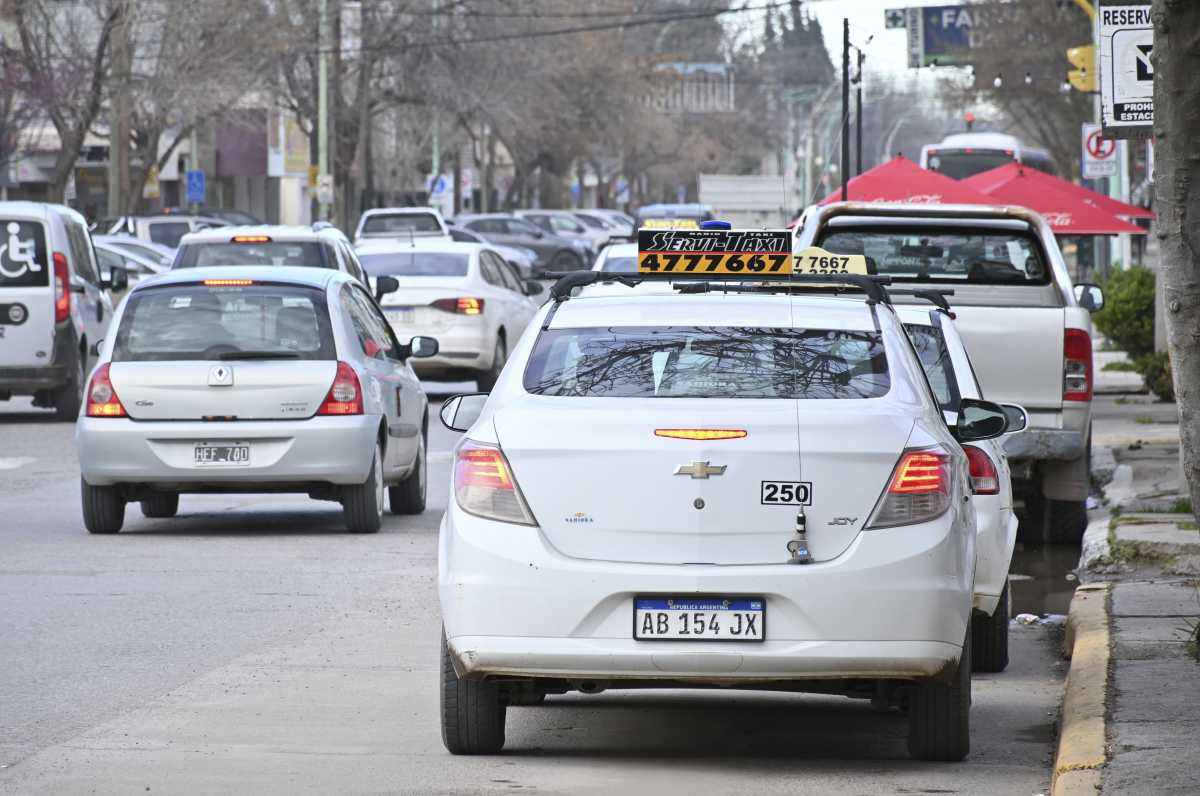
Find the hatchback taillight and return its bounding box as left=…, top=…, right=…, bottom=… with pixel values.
left=962, top=445, right=1000, bottom=495
left=867, top=449, right=952, bottom=528
left=53, top=252, right=70, bottom=323
left=453, top=440, right=537, bottom=525
left=85, top=363, right=126, bottom=417
left=1064, top=328, right=1092, bottom=401
left=317, top=361, right=363, bottom=415
left=432, top=297, right=484, bottom=315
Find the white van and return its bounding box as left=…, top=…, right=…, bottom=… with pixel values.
left=0, top=202, right=123, bottom=419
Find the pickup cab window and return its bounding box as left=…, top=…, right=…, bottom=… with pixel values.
left=819, top=228, right=1050, bottom=285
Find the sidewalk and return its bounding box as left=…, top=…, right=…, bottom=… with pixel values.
left=1053, top=369, right=1200, bottom=794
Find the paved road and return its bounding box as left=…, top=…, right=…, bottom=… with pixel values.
left=1, top=395, right=1065, bottom=794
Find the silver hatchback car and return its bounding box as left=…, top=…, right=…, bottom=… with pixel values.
left=75, top=266, right=437, bottom=534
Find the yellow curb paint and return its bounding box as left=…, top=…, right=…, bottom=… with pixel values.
left=1051, top=583, right=1111, bottom=796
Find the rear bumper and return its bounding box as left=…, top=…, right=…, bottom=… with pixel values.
left=1002, top=427, right=1083, bottom=461
left=76, top=414, right=379, bottom=487
left=0, top=322, right=76, bottom=393
left=440, top=504, right=973, bottom=683
left=388, top=318, right=491, bottom=375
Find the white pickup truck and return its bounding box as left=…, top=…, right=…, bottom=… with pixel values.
left=795, top=202, right=1103, bottom=542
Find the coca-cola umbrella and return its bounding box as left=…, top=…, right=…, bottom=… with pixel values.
left=962, top=163, right=1151, bottom=231
left=816, top=155, right=997, bottom=206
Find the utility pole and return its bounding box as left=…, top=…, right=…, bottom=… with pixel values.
left=840, top=18, right=850, bottom=201
left=107, top=0, right=132, bottom=216
left=317, top=0, right=330, bottom=221
left=855, top=49, right=864, bottom=177
left=430, top=0, right=440, bottom=193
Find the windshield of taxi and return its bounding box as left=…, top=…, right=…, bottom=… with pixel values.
left=818, top=227, right=1049, bottom=285
left=112, top=284, right=335, bottom=362
left=524, top=326, right=889, bottom=399
left=175, top=241, right=331, bottom=269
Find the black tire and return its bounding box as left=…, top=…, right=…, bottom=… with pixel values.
left=54, top=350, right=85, bottom=421
left=81, top=477, right=125, bottom=534
left=973, top=579, right=1009, bottom=673
left=908, top=621, right=971, bottom=762
left=551, top=251, right=580, bottom=273
left=476, top=337, right=506, bottom=392
left=342, top=443, right=383, bottom=533
left=507, top=691, right=546, bottom=706
left=441, top=634, right=506, bottom=755
left=388, top=428, right=427, bottom=515
left=140, top=492, right=179, bottom=519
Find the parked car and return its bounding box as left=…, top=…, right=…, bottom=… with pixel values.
left=513, top=209, right=606, bottom=254
left=92, top=240, right=166, bottom=301
left=591, top=242, right=637, bottom=273
left=354, top=207, right=450, bottom=242
left=75, top=266, right=437, bottom=534
left=0, top=201, right=124, bottom=419
left=447, top=226, right=540, bottom=279
left=796, top=201, right=1101, bottom=542
left=356, top=239, right=543, bottom=389
left=173, top=225, right=369, bottom=286
left=573, top=209, right=634, bottom=239
left=165, top=206, right=263, bottom=226
left=454, top=213, right=590, bottom=274
left=99, top=214, right=230, bottom=248
left=94, top=235, right=175, bottom=268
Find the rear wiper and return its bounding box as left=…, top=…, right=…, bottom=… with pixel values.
left=216, top=351, right=301, bottom=360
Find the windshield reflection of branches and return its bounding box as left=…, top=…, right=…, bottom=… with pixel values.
left=525, top=327, right=889, bottom=399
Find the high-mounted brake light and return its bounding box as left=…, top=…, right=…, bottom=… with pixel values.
left=231, top=235, right=272, bottom=243
left=655, top=429, right=748, bottom=441
left=432, top=297, right=484, bottom=315
left=962, top=445, right=1000, bottom=495
left=53, top=252, right=70, bottom=323
left=453, top=440, right=537, bottom=525
left=317, top=361, right=363, bottom=415
left=203, top=279, right=256, bottom=287
left=85, top=363, right=126, bottom=417
left=867, top=449, right=952, bottom=528
left=1063, top=328, right=1092, bottom=401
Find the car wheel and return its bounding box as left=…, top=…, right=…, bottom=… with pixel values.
left=388, top=427, right=427, bottom=515
left=342, top=443, right=383, bottom=533
left=551, top=251, right=579, bottom=272
left=140, top=492, right=179, bottom=519
left=81, top=477, right=125, bottom=534
left=54, top=350, right=85, bottom=421
left=476, top=338, right=506, bottom=392
left=441, top=632, right=506, bottom=755
left=972, top=579, right=1009, bottom=673
left=908, top=620, right=971, bottom=761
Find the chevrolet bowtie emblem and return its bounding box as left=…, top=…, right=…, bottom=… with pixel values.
left=674, top=461, right=727, bottom=479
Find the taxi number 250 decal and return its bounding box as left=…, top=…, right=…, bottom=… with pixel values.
left=638, top=252, right=791, bottom=274
left=761, top=481, right=813, bottom=506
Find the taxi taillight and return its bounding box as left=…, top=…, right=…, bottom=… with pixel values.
left=654, top=429, right=747, bottom=441
left=867, top=449, right=951, bottom=528
left=962, top=445, right=1000, bottom=495
left=453, top=440, right=536, bottom=525
left=317, top=361, right=363, bottom=415
left=85, top=363, right=127, bottom=417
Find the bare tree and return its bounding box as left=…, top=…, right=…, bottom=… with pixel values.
left=1151, top=0, right=1200, bottom=518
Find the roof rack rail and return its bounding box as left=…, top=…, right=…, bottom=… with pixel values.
left=548, top=270, right=894, bottom=305
left=889, top=288, right=955, bottom=313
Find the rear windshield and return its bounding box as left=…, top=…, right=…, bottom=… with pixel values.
left=112, top=284, right=335, bottom=362
left=818, top=227, right=1049, bottom=285
left=524, top=326, right=890, bottom=399
left=925, top=150, right=1014, bottom=180
left=359, top=251, right=469, bottom=277
left=149, top=222, right=192, bottom=248
left=174, top=241, right=330, bottom=269
left=599, top=255, right=636, bottom=273
left=0, top=220, right=49, bottom=287
left=361, top=213, right=442, bottom=235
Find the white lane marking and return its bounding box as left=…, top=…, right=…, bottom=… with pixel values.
left=0, top=456, right=35, bottom=470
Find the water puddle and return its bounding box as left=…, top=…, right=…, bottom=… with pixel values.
left=1009, top=541, right=1081, bottom=616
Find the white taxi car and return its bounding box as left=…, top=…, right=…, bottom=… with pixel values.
left=895, top=299, right=1025, bottom=673
left=437, top=261, right=1015, bottom=761
left=76, top=266, right=437, bottom=534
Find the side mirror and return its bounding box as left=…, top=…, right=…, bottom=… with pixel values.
left=408, top=335, right=439, bottom=359
left=1074, top=283, right=1104, bottom=312
left=375, top=275, right=399, bottom=300
left=102, top=267, right=128, bottom=292
left=955, top=397, right=1009, bottom=442
left=999, top=403, right=1028, bottom=434
left=523, top=280, right=545, bottom=296
left=439, top=392, right=488, bottom=432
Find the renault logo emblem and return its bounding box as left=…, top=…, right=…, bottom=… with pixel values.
left=674, top=461, right=727, bottom=479
left=208, top=364, right=234, bottom=387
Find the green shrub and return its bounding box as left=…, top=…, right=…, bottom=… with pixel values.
left=1136, top=351, right=1175, bottom=402
left=1093, top=267, right=1156, bottom=358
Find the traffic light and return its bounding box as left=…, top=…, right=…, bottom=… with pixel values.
left=1067, top=45, right=1097, bottom=92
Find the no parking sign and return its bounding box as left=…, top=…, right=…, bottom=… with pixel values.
left=1082, top=123, right=1117, bottom=179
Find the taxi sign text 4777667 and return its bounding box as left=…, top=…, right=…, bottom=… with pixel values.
left=637, top=228, right=869, bottom=277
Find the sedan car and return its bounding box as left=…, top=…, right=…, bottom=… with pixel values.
left=173, top=225, right=369, bottom=286
left=94, top=235, right=176, bottom=268
left=454, top=213, right=590, bottom=274
left=591, top=241, right=636, bottom=273
left=897, top=301, right=1026, bottom=673
left=447, top=225, right=540, bottom=279
left=355, top=239, right=543, bottom=389
left=437, top=272, right=1016, bottom=761
left=76, top=266, right=437, bottom=535
left=513, top=209, right=606, bottom=255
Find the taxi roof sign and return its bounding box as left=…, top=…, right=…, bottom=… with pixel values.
left=793, top=246, right=871, bottom=276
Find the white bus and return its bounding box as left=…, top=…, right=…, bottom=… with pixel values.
left=920, top=132, right=1057, bottom=179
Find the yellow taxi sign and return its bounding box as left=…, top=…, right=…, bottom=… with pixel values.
left=640, top=218, right=700, bottom=230
left=637, top=228, right=792, bottom=276
left=793, top=246, right=870, bottom=276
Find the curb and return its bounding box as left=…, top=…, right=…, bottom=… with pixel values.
left=1051, top=582, right=1111, bottom=796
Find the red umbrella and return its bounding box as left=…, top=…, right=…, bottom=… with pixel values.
left=963, top=162, right=1153, bottom=224
left=817, top=156, right=997, bottom=206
